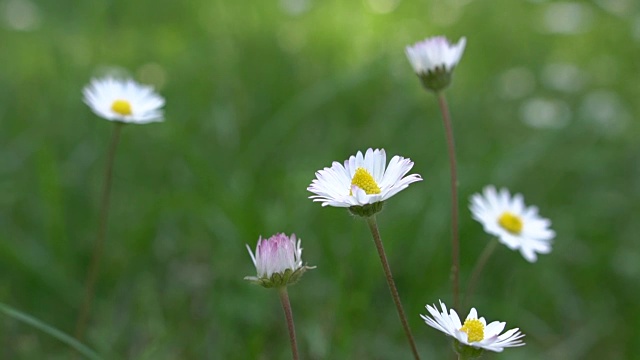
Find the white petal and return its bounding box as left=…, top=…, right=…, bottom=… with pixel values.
left=308, top=149, right=421, bottom=208
left=466, top=308, right=478, bottom=320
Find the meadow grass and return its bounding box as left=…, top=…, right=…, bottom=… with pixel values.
left=1, top=0, right=639, bottom=358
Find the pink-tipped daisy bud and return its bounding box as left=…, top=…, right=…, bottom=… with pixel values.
left=244, top=233, right=314, bottom=288
left=405, top=36, right=466, bottom=92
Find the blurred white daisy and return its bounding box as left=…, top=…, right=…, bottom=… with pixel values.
left=307, top=148, right=422, bottom=209
left=470, top=186, right=555, bottom=263
left=83, top=76, right=165, bottom=124
left=245, top=233, right=313, bottom=288
left=405, top=36, right=466, bottom=92
left=406, top=36, right=466, bottom=75
left=421, top=300, right=525, bottom=354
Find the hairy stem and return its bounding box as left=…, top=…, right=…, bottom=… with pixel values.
left=464, top=238, right=499, bottom=308
left=75, top=123, right=123, bottom=341
left=278, top=287, right=299, bottom=360
left=437, top=92, right=460, bottom=310
left=366, top=215, right=421, bottom=360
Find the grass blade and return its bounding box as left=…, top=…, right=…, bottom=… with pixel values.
left=0, top=301, right=101, bottom=360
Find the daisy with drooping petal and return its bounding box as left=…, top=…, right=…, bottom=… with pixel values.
left=406, top=36, right=466, bottom=75
left=307, top=148, right=422, bottom=213
left=245, top=233, right=313, bottom=288
left=405, top=36, right=466, bottom=92
left=83, top=76, right=165, bottom=124
left=470, top=186, right=555, bottom=263
left=422, top=300, right=525, bottom=357
left=406, top=36, right=467, bottom=308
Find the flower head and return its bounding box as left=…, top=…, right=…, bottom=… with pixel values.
left=405, top=36, right=466, bottom=92
left=470, top=186, right=555, bottom=263
left=307, top=148, right=422, bottom=217
left=421, top=300, right=525, bottom=356
left=245, top=233, right=313, bottom=288
left=83, top=76, right=165, bottom=124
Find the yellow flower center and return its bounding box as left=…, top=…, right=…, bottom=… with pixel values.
left=111, top=99, right=133, bottom=116
left=460, top=318, right=484, bottom=343
left=498, top=211, right=523, bottom=234
left=350, top=167, right=381, bottom=195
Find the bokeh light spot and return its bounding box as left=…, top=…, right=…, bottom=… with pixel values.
left=364, top=0, right=401, bottom=14
left=541, top=2, right=594, bottom=34
left=1, top=0, right=40, bottom=31
left=137, top=63, right=167, bottom=90
left=579, top=90, right=630, bottom=135
left=520, top=98, right=571, bottom=129
left=541, top=63, right=586, bottom=93
left=279, top=0, right=311, bottom=16
left=498, top=67, right=536, bottom=99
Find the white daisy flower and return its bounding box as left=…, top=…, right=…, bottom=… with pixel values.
left=470, top=186, right=555, bottom=263
left=421, top=300, right=525, bottom=353
left=405, top=36, right=466, bottom=75
left=405, top=36, right=466, bottom=92
left=245, top=233, right=313, bottom=288
left=83, top=76, right=165, bottom=124
left=307, top=148, right=422, bottom=209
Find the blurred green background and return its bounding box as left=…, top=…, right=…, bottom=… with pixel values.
left=1, top=0, right=639, bottom=358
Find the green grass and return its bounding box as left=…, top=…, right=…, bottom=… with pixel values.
left=1, top=0, right=639, bottom=358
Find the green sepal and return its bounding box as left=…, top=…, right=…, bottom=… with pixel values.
left=453, top=339, right=484, bottom=359
left=348, top=201, right=384, bottom=218
left=418, top=66, right=454, bottom=93
left=244, top=265, right=315, bottom=289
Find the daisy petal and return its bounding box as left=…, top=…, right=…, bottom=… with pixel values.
left=469, top=185, right=555, bottom=262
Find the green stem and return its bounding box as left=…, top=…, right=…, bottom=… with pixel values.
left=0, top=301, right=101, bottom=360
left=436, top=92, right=460, bottom=310
left=365, top=215, right=421, bottom=360
left=75, top=123, right=124, bottom=341
left=463, top=238, right=499, bottom=308
left=278, top=287, right=299, bottom=360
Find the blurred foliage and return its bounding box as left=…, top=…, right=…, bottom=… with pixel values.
left=1, top=0, right=640, bottom=358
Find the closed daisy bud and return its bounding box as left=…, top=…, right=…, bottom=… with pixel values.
left=405, top=36, right=466, bottom=92
left=245, top=233, right=314, bottom=288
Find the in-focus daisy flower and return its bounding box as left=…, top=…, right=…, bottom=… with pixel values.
left=470, top=186, right=555, bottom=263
left=405, top=36, right=466, bottom=92
left=83, top=76, right=165, bottom=124
left=422, top=300, right=525, bottom=357
left=245, top=233, right=314, bottom=288
left=307, top=148, right=422, bottom=217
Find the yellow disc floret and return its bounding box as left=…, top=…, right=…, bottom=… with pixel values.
left=498, top=211, right=523, bottom=234
left=460, top=318, right=484, bottom=343
left=350, top=167, right=381, bottom=195
left=111, top=99, right=133, bottom=116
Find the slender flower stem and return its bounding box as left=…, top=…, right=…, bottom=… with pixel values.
left=436, top=92, right=460, bottom=310
left=75, top=123, right=124, bottom=341
left=365, top=215, right=421, bottom=360
left=278, top=287, right=299, bottom=360
left=463, top=238, right=499, bottom=308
